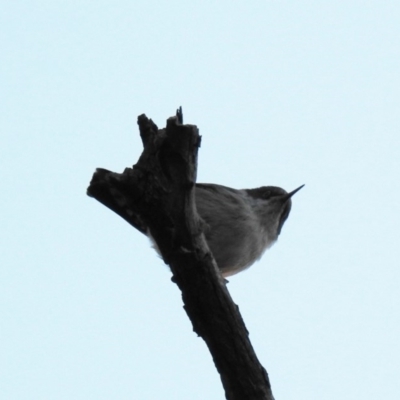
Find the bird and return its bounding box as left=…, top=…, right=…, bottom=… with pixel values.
left=149, top=183, right=303, bottom=277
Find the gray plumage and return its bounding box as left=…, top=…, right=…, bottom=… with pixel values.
left=195, top=183, right=300, bottom=277
left=148, top=183, right=303, bottom=277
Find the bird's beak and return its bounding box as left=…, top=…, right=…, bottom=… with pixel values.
left=283, top=184, right=305, bottom=201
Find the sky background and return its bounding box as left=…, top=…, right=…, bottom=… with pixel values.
left=1, top=1, right=400, bottom=399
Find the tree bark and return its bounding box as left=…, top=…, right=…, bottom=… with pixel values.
left=87, top=110, right=275, bottom=400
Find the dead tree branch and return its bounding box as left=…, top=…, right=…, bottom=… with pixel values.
left=87, top=110, right=275, bottom=400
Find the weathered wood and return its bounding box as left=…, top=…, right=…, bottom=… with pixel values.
left=87, top=110, right=275, bottom=400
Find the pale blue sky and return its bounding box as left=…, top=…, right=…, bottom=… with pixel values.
left=1, top=1, right=400, bottom=399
